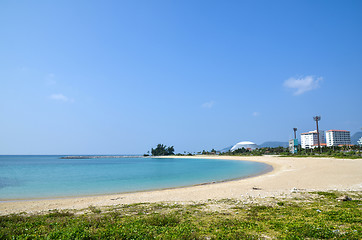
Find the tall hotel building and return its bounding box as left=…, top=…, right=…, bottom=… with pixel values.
left=301, top=130, right=326, bottom=149
left=325, top=130, right=351, bottom=147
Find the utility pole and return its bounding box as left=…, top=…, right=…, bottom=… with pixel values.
left=313, top=116, right=321, bottom=153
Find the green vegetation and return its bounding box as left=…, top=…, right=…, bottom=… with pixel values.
left=220, top=146, right=362, bottom=159
left=151, top=144, right=175, bottom=156
left=221, top=147, right=289, bottom=156
left=282, top=146, right=362, bottom=159
left=1, top=191, right=361, bottom=239
left=146, top=144, right=361, bottom=158
left=201, top=149, right=217, bottom=155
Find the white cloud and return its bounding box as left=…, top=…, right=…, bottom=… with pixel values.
left=45, top=73, right=56, bottom=85
left=50, top=94, right=73, bottom=102
left=284, top=76, right=323, bottom=95
left=201, top=101, right=215, bottom=109
left=252, top=112, right=260, bottom=117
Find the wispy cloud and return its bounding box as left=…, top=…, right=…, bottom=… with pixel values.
left=201, top=101, right=215, bottom=109
left=284, top=76, right=323, bottom=95
left=45, top=73, right=56, bottom=85
left=50, top=94, right=73, bottom=102
left=252, top=111, right=260, bottom=117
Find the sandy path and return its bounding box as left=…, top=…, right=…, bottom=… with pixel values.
left=1, top=155, right=361, bottom=215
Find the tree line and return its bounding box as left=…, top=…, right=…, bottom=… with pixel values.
left=147, top=144, right=362, bottom=158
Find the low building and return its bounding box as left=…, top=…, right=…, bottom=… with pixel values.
left=301, top=130, right=325, bottom=149
left=311, top=143, right=327, bottom=149
left=289, top=139, right=298, bottom=154
left=326, top=130, right=351, bottom=147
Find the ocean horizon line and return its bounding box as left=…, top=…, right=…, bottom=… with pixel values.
left=0, top=154, right=144, bottom=156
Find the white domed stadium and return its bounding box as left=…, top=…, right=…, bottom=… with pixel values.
left=230, top=141, right=258, bottom=151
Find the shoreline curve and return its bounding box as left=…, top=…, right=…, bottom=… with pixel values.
left=0, top=155, right=361, bottom=215
left=0, top=157, right=272, bottom=202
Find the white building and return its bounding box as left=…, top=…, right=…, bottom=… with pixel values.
left=326, top=130, right=351, bottom=147
left=289, top=139, right=298, bottom=154
left=230, top=141, right=258, bottom=151
left=358, top=137, right=362, bottom=146
left=301, top=130, right=325, bottom=149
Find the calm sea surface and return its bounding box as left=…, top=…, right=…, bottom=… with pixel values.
left=0, top=155, right=271, bottom=200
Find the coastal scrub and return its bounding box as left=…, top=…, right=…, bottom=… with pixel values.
left=1, top=191, right=361, bottom=239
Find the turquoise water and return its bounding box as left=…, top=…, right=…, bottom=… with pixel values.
left=0, top=156, right=271, bottom=200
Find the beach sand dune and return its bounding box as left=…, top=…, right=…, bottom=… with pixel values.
left=1, top=156, right=361, bottom=215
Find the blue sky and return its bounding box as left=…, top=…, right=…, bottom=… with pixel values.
left=1, top=0, right=361, bottom=154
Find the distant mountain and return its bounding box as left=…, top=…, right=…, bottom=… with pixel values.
left=219, top=146, right=233, bottom=152
left=351, top=132, right=362, bottom=145
left=258, top=141, right=289, bottom=148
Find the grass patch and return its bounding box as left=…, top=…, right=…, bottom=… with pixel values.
left=88, top=205, right=102, bottom=214
left=1, top=191, right=361, bottom=239
left=313, top=191, right=339, bottom=199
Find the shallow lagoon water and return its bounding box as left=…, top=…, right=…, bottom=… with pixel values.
left=0, top=155, right=270, bottom=200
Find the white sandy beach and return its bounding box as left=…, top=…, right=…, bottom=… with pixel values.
left=0, top=155, right=361, bottom=215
